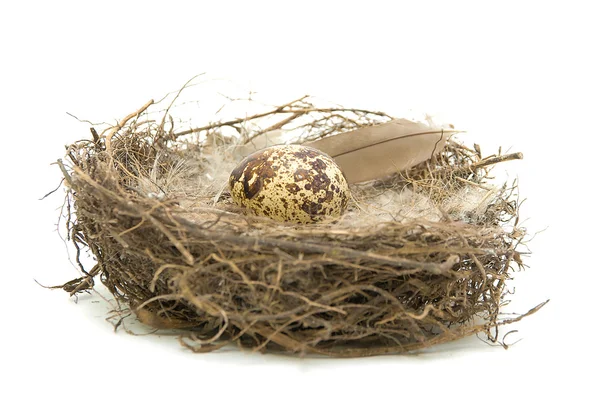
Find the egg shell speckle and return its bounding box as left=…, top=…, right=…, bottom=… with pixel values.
left=229, top=145, right=350, bottom=223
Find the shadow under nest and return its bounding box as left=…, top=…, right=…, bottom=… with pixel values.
left=58, top=96, right=543, bottom=357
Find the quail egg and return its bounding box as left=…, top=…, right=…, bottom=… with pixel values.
left=229, top=145, right=350, bottom=223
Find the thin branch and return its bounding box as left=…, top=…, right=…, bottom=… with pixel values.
left=173, top=95, right=310, bottom=138
left=105, top=99, right=154, bottom=153
left=472, top=152, right=524, bottom=169
left=156, top=74, right=206, bottom=140
left=39, top=178, right=64, bottom=200
left=172, top=97, right=393, bottom=139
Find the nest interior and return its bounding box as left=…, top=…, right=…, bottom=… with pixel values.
left=58, top=92, right=543, bottom=357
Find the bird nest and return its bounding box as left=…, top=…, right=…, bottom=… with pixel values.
left=56, top=85, right=543, bottom=357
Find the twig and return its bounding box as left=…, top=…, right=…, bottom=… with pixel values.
left=105, top=99, right=154, bottom=153
left=90, top=127, right=101, bottom=149
left=242, top=112, right=304, bottom=144
left=156, top=74, right=205, bottom=142
left=472, top=152, right=523, bottom=169
left=146, top=214, right=195, bottom=265
left=65, top=112, right=105, bottom=126
left=39, top=178, right=64, bottom=200
left=172, top=100, right=393, bottom=139
left=55, top=159, right=73, bottom=186
left=173, top=95, right=310, bottom=138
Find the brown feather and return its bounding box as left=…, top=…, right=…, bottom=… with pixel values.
left=306, top=119, right=460, bottom=183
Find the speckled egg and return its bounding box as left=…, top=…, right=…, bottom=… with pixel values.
left=229, top=145, right=350, bottom=223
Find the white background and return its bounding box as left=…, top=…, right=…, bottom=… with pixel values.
left=2, top=1, right=598, bottom=418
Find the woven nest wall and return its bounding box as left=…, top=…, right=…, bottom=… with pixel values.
left=57, top=88, right=544, bottom=357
